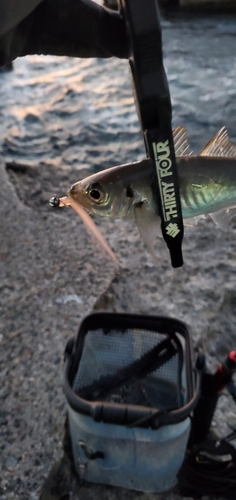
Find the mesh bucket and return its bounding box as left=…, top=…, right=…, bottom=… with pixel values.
left=64, top=313, right=201, bottom=492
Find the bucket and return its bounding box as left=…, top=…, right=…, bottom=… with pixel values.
left=64, top=313, right=201, bottom=493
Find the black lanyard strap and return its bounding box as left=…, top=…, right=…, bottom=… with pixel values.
left=119, top=0, right=184, bottom=268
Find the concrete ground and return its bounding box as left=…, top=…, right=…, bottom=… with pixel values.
left=1, top=155, right=236, bottom=499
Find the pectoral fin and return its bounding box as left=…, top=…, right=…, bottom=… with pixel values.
left=184, top=209, right=236, bottom=232
left=184, top=215, right=206, bottom=227
left=134, top=202, right=161, bottom=264
left=209, top=208, right=236, bottom=231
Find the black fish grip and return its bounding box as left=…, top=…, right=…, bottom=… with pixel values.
left=118, top=0, right=184, bottom=268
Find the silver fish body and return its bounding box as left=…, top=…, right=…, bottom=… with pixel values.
left=68, top=156, right=236, bottom=220
left=67, top=127, right=236, bottom=259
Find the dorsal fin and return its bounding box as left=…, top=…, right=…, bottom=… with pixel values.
left=173, top=125, right=193, bottom=156
left=199, top=127, right=236, bottom=157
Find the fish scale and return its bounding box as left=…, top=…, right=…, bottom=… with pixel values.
left=180, top=172, right=210, bottom=216
left=178, top=155, right=236, bottom=218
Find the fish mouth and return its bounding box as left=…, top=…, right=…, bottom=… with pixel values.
left=67, top=182, right=91, bottom=211
left=68, top=181, right=81, bottom=198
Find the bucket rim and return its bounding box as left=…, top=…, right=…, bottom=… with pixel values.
left=64, top=313, right=203, bottom=429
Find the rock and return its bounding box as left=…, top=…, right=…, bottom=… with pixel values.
left=5, top=456, right=18, bottom=469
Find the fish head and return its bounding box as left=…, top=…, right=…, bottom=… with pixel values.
left=67, top=166, right=134, bottom=218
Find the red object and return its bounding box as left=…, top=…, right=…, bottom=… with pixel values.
left=228, top=351, right=236, bottom=363
left=213, top=351, right=236, bottom=393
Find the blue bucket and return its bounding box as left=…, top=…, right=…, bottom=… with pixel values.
left=64, top=313, right=201, bottom=493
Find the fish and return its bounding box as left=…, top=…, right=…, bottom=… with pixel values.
left=57, top=126, right=236, bottom=262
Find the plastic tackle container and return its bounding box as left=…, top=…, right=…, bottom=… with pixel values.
left=64, top=313, right=201, bottom=493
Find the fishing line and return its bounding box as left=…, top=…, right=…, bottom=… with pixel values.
left=49, top=194, right=119, bottom=270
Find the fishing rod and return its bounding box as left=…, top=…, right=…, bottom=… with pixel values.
left=50, top=0, right=184, bottom=267
left=118, top=0, right=184, bottom=268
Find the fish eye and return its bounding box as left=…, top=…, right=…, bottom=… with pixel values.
left=88, top=183, right=105, bottom=203
left=90, top=189, right=101, bottom=200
